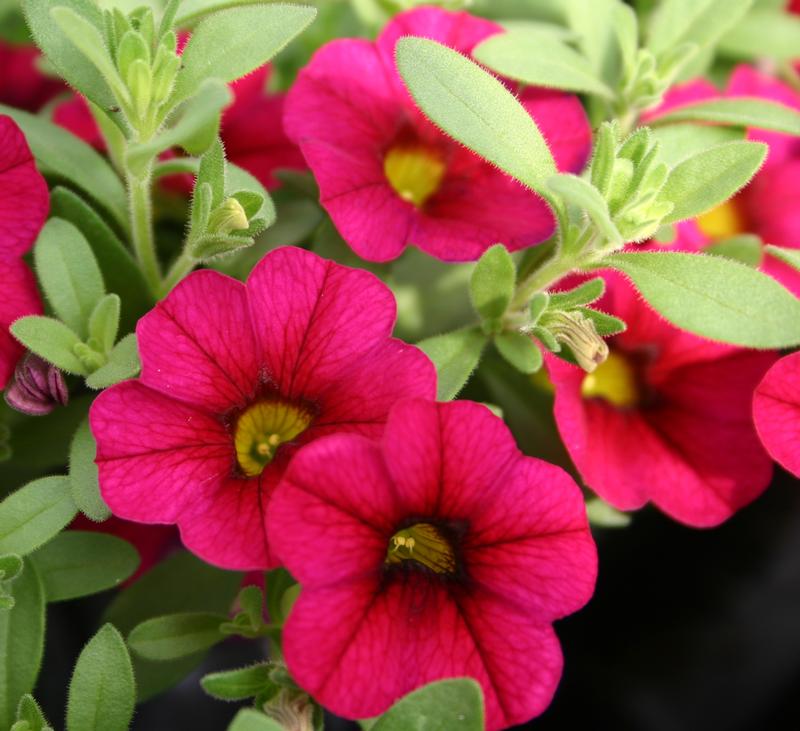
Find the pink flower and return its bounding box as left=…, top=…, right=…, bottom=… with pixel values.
left=0, top=42, right=64, bottom=112
left=753, top=350, right=800, bottom=478
left=646, top=66, right=800, bottom=293
left=0, top=116, right=48, bottom=389
left=547, top=274, right=777, bottom=527
left=90, top=246, right=436, bottom=570
left=268, top=398, right=597, bottom=730
left=284, top=6, right=592, bottom=263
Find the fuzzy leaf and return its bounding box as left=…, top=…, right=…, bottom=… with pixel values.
left=15, top=695, right=51, bottom=731
left=494, top=332, right=543, bottom=374
left=660, top=141, right=766, bottom=224
left=129, top=612, right=226, bottom=661
left=651, top=124, right=744, bottom=167
left=396, top=36, right=556, bottom=195
left=0, top=477, right=77, bottom=557
left=66, top=624, right=135, bottom=731
left=577, top=307, right=627, bottom=336
left=227, top=710, right=283, bottom=731
left=549, top=277, right=606, bottom=308
left=548, top=174, right=621, bottom=245
left=719, top=9, right=800, bottom=61
left=201, top=663, right=272, bottom=701
left=604, top=251, right=800, bottom=348
left=418, top=328, right=487, bottom=401
left=653, top=98, right=800, bottom=135
left=704, top=235, right=764, bottom=267
left=766, top=245, right=800, bottom=272
left=470, top=244, right=516, bottom=321
left=69, top=418, right=111, bottom=522
left=88, top=295, right=121, bottom=354
left=85, top=334, right=141, bottom=390
left=10, top=317, right=87, bottom=375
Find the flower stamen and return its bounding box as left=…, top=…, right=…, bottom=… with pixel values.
left=383, top=144, right=446, bottom=208
left=386, top=522, right=456, bottom=575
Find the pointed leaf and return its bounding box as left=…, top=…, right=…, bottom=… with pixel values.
left=418, top=328, right=487, bottom=401
left=653, top=98, right=800, bottom=135
left=10, top=317, right=87, bottom=375
left=85, top=334, right=141, bottom=390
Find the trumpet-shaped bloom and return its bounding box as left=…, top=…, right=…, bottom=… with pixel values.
left=547, top=274, right=776, bottom=527
left=753, top=351, right=800, bottom=478
left=90, top=247, right=436, bottom=570
left=646, top=65, right=800, bottom=294
left=284, top=6, right=592, bottom=263
left=0, top=116, right=48, bottom=388
left=269, top=399, right=597, bottom=731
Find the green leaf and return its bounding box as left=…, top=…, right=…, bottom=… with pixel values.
left=719, top=9, right=800, bottom=61
left=22, top=0, right=116, bottom=112
left=0, top=105, right=128, bottom=231
left=603, top=251, right=800, bottom=348
left=0, top=560, right=44, bottom=730
left=586, top=496, right=631, bottom=527
left=765, top=244, right=800, bottom=272
left=49, top=188, right=153, bottom=333
left=660, top=141, right=766, bottom=224
left=577, top=307, right=627, bottom=336
left=0, top=477, right=77, bottom=556
left=547, top=174, right=621, bottom=246
left=172, top=3, right=317, bottom=104
left=201, top=663, right=272, bottom=701
left=34, top=218, right=105, bottom=338
left=88, top=294, right=121, bottom=354
left=0, top=555, right=23, bottom=583
left=69, top=417, right=110, bottom=522
left=31, top=532, right=139, bottom=602
left=228, top=709, right=283, bottom=731
left=494, top=332, right=543, bottom=374
left=197, top=137, right=226, bottom=210
left=128, top=612, right=226, bottom=661
left=66, top=624, right=135, bottom=731
left=10, top=317, right=87, bottom=375
left=470, top=244, right=516, bottom=321
left=396, top=36, right=556, bottom=195
left=473, top=29, right=614, bottom=98
left=704, top=234, right=764, bottom=267
left=85, top=334, right=141, bottom=390
left=549, top=277, right=606, bottom=308
left=651, top=124, right=744, bottom=167
left=372, top=678, right=484, bottom=731
left=15, top=694, right=51, bottom=731
left=418, top=328, right=487, bottom=401
left=653, top=98, right=800, bottom=135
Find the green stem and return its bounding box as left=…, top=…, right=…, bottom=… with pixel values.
left=127, top=169, right=161, bottom=295
left=510, top=252, right=580, bottom=312
left=161, top=251, right=196, bottom=296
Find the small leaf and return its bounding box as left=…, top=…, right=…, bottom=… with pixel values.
left=86, top=334, right=141, bottom=390
left=470, top=244, right=516, bottom=321
left=33, top=218, right=106, bottom=338
left=418, top=328, right=487, bottom=401
left=704, top=234, right=763, bottom=267
left=660, top=140, right=766, bottom=224
left=586, top=497, right=631, bottom=527
left=201, top=663, right=272, bottom=701
left=69, top=418, right=110, bottom=522
left=494, top=332, right=543, bottom=374
left=0, top=477, right=77, bottom=557
left=66, top=624, right=135, bottom=731
left=88, top=294, right=121, bottom=354
left=172, top=4, right=317, bottom=104
left=474, top=29, right=613, bottom=97
left=651, top=124, right=744, bottom=167
left=0, top=555, right=23, bottom=583
left=128, top=612, right=226, bottom=661
left=31, top=532, right=139, bottom=602
left=577, top=307, right=627, bottom=336
left=653, top=98, right=800, bottom=135
left=227, top=709, right=283, bottom=731
left=396, top=36, right=556, bottom=195
left=547, top=174, right=621, bottom=246
left=15, top=694, right=51, bottom=731
left=197, top=137, right=226, bottom=210
left=765, top=244, right=800, bottom=272
left=10, top=317, right=87, bottom=375
left=371, top=678, right=484, bottom=731
left=603, top=251, right=800, bottom=348
left=529, top=292, right=550, bottom=325
left=549, top=277, right=606, bottom=309
left=0, top=560, right=45, bottom=730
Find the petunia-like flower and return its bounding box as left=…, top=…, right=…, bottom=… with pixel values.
left=645, top=65, right=800, bottom=294
left=268, top=398, right=597, bottom=730
left=284, top=6, right=592, bottom=263
left=90, top=246, right=436, bottom=570
left=753, top=350, right=800, bottom=478
left=547, top=273, right=777, bottom=527
left=0, top=116, right=48, bottom=389
left=0, top=41, right=64, bottom=112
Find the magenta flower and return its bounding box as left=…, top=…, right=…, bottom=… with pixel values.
left=0, top=116, right=48, bottom=389
left=284, top=6, right=592, bottom=263
left=0, top=41, right=64, bottom=112
left=753, top=351, right=800, bottom=478
left=547, top=274, right=777, bottom=527
left=90, top=247, right=436, bottom=570
left=268, top=398, right=597, bottom=730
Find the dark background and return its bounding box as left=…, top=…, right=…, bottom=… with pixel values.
left=37, top=469, right=800, bottom=731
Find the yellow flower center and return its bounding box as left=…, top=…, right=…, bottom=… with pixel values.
left=234, top=400, right=314, bottom=477
left=581, top=350, right=639, bottom=409
left=383, top=144, right=446, bottom=208
left=385, top=523, right=456, bottom=575
left=696, top=200, right=746, bottom=239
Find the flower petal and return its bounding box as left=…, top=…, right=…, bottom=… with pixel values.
left=754, top=351, right=800, bottom=478
left=0, top=257, right=42, bottom=389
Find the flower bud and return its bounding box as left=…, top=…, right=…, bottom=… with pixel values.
left=264, top=689, right=315, bottom=731
left=4, top=354, right=69, bottom=416
left=207, top=197, right=250, bottom=235
left=545, top=311, right=609, bottom=373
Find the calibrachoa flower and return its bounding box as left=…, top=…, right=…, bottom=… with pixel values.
left=547, top=274, right=777, bottom=527
left=0, top=116, right=48, bottom=389
left=284, top=6, right=592, bottom=262
left=753, top=351, right=800, bottom=478
left=647, top=65, right=800, bottom=294
left=90, top=246, right=436, bottom=570
left=0, top=41, right=63, bottom=112
left=268, top=398, right=597, bottom=730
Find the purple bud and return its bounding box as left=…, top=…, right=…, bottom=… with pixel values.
left=4, top=354, right=69, bottom=416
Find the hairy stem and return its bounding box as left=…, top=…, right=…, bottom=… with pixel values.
left=127, top=169, right=161, bottom=296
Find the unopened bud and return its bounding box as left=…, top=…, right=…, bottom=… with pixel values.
left=264, top=689, right=315, bottom=731
left=207, top=197, right=249, bottom=235
left=546, top=311, right=609, bottom=373
left=5, top=353, right=69, bottom=416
